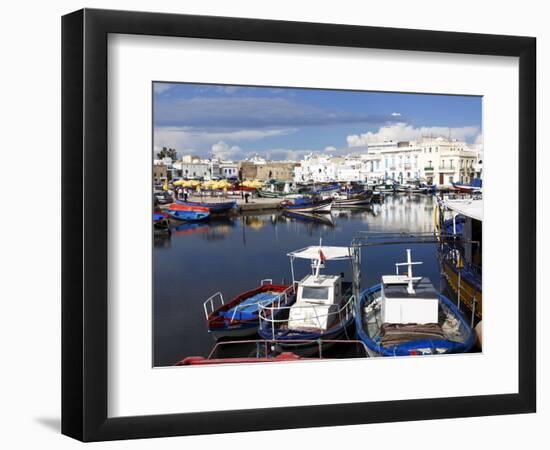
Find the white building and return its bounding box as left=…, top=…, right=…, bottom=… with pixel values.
left=219, top=161, right=239, bottom=179
left=365, top=137, right=479, bottom=186
left=294, top=155, right=338, bottom=183
left=293, top=137, right=481, bottom=186
left=173, top=155, right=221, bottom=180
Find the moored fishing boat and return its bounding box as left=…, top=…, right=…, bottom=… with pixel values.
left=175, top=199, right=236, bottom=213
left=153, top=212, right=171, bottom=236
left=203, top=280, right=294, bottom=339
left=332, top=190, right=372, bottom=208
left=452, top=178, right=482, bottom=194
left=355, top=249, right=475, bottom=357
left=166, top=203, right=210, bottom=221
left=258, top=245, right=357, bottom=355
left=280, top=197, right=333, bottom=213
left=174, top=339, right=369, bottom=365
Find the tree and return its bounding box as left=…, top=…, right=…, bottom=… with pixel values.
left=157, top=147, right=177, bottom=160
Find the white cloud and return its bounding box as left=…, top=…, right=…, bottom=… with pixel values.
left=154, top=127, right=295, bottom=155
left=154, top=83, right=172, bottom=94
left=211, top=141, right=242, bottom=159
left=391, top=112, right=402, bottom=117
left=324, top=146, right=337, bottom=152
left=347, top=122, right=480, bottom=147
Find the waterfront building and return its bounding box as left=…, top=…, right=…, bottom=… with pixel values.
left=362, top=137, right=479, bottom=186
left=240, top=157, right=298, bottom=181
left=174, top=155, right=221, bottom=180
left=219, top=160, right=239, bottom=179
left=153, top=163, right=168, bottom=185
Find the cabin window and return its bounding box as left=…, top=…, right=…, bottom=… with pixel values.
left=301, top=287, right=329, bottom=300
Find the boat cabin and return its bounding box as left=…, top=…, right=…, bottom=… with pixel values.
left=380, top=250, right=439, bottom=325
left=288, top=274, right=343, bottom=331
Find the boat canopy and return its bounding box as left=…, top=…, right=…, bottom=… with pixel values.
left=441, top=198, right=483, bottom=222
left=288, top=246, right=351, bottom=261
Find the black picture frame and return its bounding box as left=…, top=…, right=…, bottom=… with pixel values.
left=62, top=8, right=536, bottom=442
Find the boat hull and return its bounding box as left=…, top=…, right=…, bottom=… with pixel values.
left=281, top=198, right=333, bottom=213
left=175, top=200, right=236, bottom=213
left=166, top=209, right=210, bottom=221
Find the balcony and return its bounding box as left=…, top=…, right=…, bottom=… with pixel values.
left=424, top=166, right=434, bottom=172
left=438, top=165, right=455, bottom=173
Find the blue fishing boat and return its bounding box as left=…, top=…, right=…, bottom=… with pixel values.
left=175, top=200, right=236, bottom=213
left=258, top=245, right=356, bottom=355
left=166, top=203, right=210, bottom=221
left=355, top=249, right=475, bottom=357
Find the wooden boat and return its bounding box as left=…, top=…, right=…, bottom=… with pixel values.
left=203, top=280, right=293, bottom=339
left=355, top=249, right=475, bottom=356
left=452, top=178, right=482, bottom=194
left=175, top=199, right=236, bottom=213
left=332, top=190, right=372, bottom=208
left=153, top=212, right=171, bottom=236
left=280, top=197, right=333, bottom=213
left=166, top=203, right=210, bottom=221
left=258, top=245, right=357, bottom=355
left=174, top=339, right=369, bottom=365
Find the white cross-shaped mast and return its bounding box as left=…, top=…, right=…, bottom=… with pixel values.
left=395, top=249, right=423, bottom=294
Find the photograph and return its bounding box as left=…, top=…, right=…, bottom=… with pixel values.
left=152, top=83, right=483, bottom=366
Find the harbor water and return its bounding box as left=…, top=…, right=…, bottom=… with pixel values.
left=154, top=194, right=443, bottom=366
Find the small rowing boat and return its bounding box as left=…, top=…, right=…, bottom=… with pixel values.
left=332, top=190, right=372, bottom=208
left=280, top=197, right=333, bottom=213
left=203, top=280, right=294, bottom=339
left=166, top=203, right=210, bottom=221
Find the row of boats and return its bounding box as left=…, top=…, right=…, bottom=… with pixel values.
left=176, top=234, right=477, bottom=365
left=153, top=186, right=377, bottom=232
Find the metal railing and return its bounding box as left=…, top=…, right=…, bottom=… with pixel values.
left=203, top=292, right=224, bottom=320
left=258, top=294, right=356, bottom=340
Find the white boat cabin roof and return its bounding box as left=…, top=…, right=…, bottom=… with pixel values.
left=288, top=246, right=351, bottom=261
left=300, top=274, right=340, bottom=288
left=441, top=198, right=483, bottom=222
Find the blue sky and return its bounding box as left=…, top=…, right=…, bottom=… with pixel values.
left=153, top=82, right=482, bottom=161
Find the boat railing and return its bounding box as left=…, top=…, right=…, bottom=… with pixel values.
left=205, top=338, right=370, bottom=360
left=261, top=279, right=273, bottom=286
left=258, top=295, right=356, bottom=340
left=203, top=292, right=224, bottom=320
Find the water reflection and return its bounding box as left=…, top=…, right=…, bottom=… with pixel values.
left=154, top=194, right=440, bottom=366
